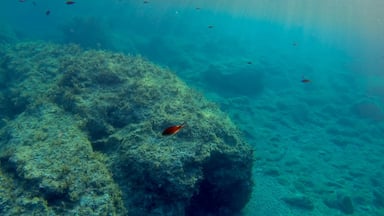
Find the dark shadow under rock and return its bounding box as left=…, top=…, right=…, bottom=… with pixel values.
left=323, top=193, right=354, bottom=215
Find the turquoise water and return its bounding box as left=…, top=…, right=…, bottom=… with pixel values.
left=1, top=1, right=384, bottom=215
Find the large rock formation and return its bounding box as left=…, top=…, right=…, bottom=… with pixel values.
left=0, top=42, right=254, bottom=215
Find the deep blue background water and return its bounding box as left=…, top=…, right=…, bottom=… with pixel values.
left=1, top=0, right=384, bottom=215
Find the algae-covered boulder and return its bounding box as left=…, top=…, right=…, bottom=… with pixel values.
left=0, top=103, right=126, bottom=215
left=0, top=42, right=253, bottom=215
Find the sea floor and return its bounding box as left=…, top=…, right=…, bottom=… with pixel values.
left=201, top=83, right=384, bottom=215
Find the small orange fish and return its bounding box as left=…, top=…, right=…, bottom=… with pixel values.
left=162, top=123, right=185, bottom=136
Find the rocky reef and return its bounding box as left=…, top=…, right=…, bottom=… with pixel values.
left=0, top=42, right=254, bottom=215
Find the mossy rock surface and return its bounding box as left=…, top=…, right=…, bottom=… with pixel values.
left=0, top=42, right=253, bottom=215
left=0, top=103, right=125, bottom=215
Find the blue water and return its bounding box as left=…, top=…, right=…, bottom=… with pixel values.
left=1, top=0, right=384, bottom=215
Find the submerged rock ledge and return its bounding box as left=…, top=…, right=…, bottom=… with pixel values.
left=0, top=42, right=254, bottom=215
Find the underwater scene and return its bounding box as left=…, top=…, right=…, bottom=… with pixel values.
left=0, top=0, right=384, bottom=215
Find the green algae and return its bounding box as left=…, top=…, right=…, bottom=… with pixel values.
left=0, top=41, right=253, bottom=215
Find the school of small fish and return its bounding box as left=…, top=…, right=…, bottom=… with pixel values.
left=17, top=0, right=310, bottom=137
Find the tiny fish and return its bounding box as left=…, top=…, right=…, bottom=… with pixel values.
left=208, top=25, right=214, bottom=29
left=19, top=0, right=25, bottom=2
left=66, top=0, right=75, bottom=5
left=162, top=123, right=185, bottom=136
left=247, top=61, right=252, bottom=65
left=301, top=76, right=311, bottom=83
left=46, top=10, right=50, bottom=16
left=195, top=7, right=201, bottom=10
left=143, top=1, right=149, bottom=3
